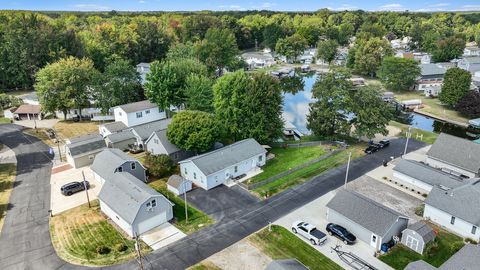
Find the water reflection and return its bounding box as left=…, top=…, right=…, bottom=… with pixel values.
left=282, top=74, right=317, bottom=134
left=397, top=112, right=470, bottom=139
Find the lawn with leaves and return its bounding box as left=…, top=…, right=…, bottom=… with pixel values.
left=54, top=121, right=100, bottom=140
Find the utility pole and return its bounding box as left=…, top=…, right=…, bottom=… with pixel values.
left=403, top=126, right=412, bottom=157
left=183, top=179, right=188, bottom=224
left=344, top=152, right=352, bottom=188
left=82, top=171, right=91, bottom=208
left=57, top=139, right=62, bottom=162
left=134, top=233, right=144, bottom=270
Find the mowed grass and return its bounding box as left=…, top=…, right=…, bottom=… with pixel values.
left=50, top=200, right=150, bottom=266
left=394, top=92, right=469, bottom=124
left=189, top=261, right=222, bottom=270
left=248, top=145, right=328, bottom=184
left=389, top=121, right=439, bottom=145
left=0, top=163, right=16, bottom=233
left=249, top=225, right=342, bottom=270
left=0, top=117, right=11, bottom=123
left=253, top=145, right=365, bottom=197
left=23, top=128, right=57, bottom=147
left=149, top=178, right=214, bottom=234
left=379, top=226, right=464, bottom=270
left=54, top=121, right=100, bottom=140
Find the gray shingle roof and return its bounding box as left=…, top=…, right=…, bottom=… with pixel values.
left=427, top=133, right=480, bottom=174
left=406, top=244, right=480, bottom=270
left=326, top=189, right=408, bottom=237
left=426, top=180, right=480, bottom=226
left=91, top=148, right=142, bottom=180
left=461, top=56, right=480, bottom=64
left=98, top=172, right=169, bottom=224
left=394, top=159, right=466, bottom=189
left=420, top=64, right=446, bottom=76
left=66, top=134, right=106, bottom=157
left=116, top=100, right=158, bottom=113
left=131, top=118, right=172, bottom=141
left=405, top=221, right=436, bottom=243
left=105, top=130, right=136, bottom=143
left=153, top=129, right=181, bottom=154
left=167, top=175, right=186, bottom=189
left=102, top=121, right=127, bottom=134
left=265, top=259, right=308, bottom=270
left=405, top=261, right=437, bottom=270
left=179, top=138, right=266, bottom=176
left=69, top=133, right=101, bottom=144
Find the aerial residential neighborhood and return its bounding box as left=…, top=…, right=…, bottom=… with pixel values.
left=1, top=1, right=480, bottom=270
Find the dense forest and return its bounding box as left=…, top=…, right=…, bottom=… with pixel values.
left=1, top=9, right=480, bottom=90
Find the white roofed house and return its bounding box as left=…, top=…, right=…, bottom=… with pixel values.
left=179, top=139, right=267, bottom=190
left=145, top=129, right=194, bottom=163
left=114, top=100, right=166, bottom=128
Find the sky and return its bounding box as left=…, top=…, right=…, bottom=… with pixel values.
left=2, top=0, right=480, bottom=12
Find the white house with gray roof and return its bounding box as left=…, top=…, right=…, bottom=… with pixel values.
left=415, top=64, right=447, bottom=91
left=393, top=159, right=467, bottom=194
left=458, top=56, right=480, bottom=74
left=424, top=179, right=480, bottom=241
left=426, top=133, right=480, bottom=178
left=114, top=100, right=166, bottom=127
left=98, top=171, right=173, bottom=237
left=179, top=138, right=267, bottom=190
left=65, top=134, right=106, bottom=168
left=145, top=129, right=193, bottom=162
left=105, top=130, right=137, bottom=151
left=99, top=121, right=128, bottom=137
left=406, top=244, right=480, bottom=270
left=91, top=148, right=146, bottom=185
left=130, top=118, right=172, bottom=149
left=326, top=189, right=409, bottom=251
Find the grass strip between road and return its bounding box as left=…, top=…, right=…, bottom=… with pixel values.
left=0, top=163, right=16, bottom=233
left=249, top=225, right=342, bottom=270
left=389, top=121, right=438, bottom=145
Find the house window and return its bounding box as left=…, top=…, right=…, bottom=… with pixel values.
left=136, top=112, right=143, bottom=118
left=145, top=110, right=150, bottom=114
left=154, top=139, right=159, bottom=144
left=117, top=166, right=123, bottom=172
left=151, top=199, right=156, bottom=207
left=119, top=111, right=122, bottom=116
left=234, top=166, right=238, bottom=173
left=258, top=155, right=263, bottom=162
left=451, top=216, right=456, bottom=225
left=472, top=226, right=477, bottom=235
left=131, top=162, right=136, bottom=170
left=159, top=108, right=164, bottom=113
left=194, top=172, right=197, bottom=179
left=146, top=202, right=151, bottom=207
left=184, top=168, right=188, bottom=175
left=372, top=235, right=377, bottom=243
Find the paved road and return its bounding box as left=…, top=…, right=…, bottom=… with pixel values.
left=0, top=123, right=425, bottom=270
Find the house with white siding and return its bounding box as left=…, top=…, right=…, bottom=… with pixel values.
left=326, top=189, right=409, bottom=251
left=99, top=121, right=128, bottom=137
left=415, top=64, right=447, bottom=91
left=179, top=139, right=267, bottom=190
left=114, top=100, right=166, bottom=127
left=145, top=129, right=193, bottom=162
left=457, top=56, right=480, bottom=74
left=426, top=133, right=480, bottom=178
left=91, top=148, right=146, bottom=185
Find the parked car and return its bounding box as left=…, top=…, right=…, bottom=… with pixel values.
left=378, top=139, right=390, bottom=148
left=364, top=144, right=380, bottom=154
left=291, top=221, right=327, bottom=245
left=61, top=181, right=90, bottom=196
left=326, top=223, right=356, bottom=245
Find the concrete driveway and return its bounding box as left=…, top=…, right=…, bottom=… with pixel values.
left=50, top=165, right=101, bottom=214
left=274, top=190, right=394, bottom=270
left=140, top=223, right=186, bottom=250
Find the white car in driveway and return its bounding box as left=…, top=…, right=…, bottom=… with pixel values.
left=291, top=221, right=327, bottom=245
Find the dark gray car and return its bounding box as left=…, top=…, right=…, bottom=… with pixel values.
left=61, top=181, right=90, bottom=196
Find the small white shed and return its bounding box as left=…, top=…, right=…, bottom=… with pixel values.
left=401, top=221, right=436, bottom=255
left=167, top=175, right=192, bottom=196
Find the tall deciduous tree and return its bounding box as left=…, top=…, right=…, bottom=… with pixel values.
left=377, top=57, right=421, bottom=92
left=184, top=74, right=214, bottom=113
left=316, top=39, right=339, bottom=63
left=166, top=110, right=219, bottom=152
left=432, top=36, right=466, bottom=62
left=35, top=57, right=100, bottom=119
left=275, top=34, right=308, bottom=62
left=439, top=67, right=472, bottom=107
left=456, top=91, right=480, bottom=118
left=196, top=28, right=239, bottom=73
left=263, top=24, right=287, bottom=50
left=353, top=37, right=393, bottom=77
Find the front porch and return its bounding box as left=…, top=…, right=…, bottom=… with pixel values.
left=224, top=167, right=263, bottom=187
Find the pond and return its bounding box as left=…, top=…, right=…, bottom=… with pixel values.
left=400, top=112, right=474, bottom=139
left=282, top=74, right=316, bottom=135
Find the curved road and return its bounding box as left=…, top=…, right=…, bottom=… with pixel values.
left=0, top=123, right=426, bottom=270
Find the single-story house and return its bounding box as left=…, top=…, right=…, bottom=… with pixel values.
left=99, top=121, right=128, bottom=137
left=457, top=56, right=480, bottom=74
left=167, top=175, right=192, bottom=196
left=179, top=138, right=267, bottom=190
left=393, top=159, right=466, bottom=194
left=98, top=171, right=173, bottom=237
left=426, top=133, right=480, bottom=178
left=326, top=189, right=409, bottom=251
left=415, top=64, right=447, bottom=91
left=91, top=148, right=146, bottom=185
left=65, top=134, right=106, bottom=168
left=54, top=107, right=113, bottom=121
left=401, top=221, right=436, bottom=255
left=3, top=107, right=16, bottom=119
left=145, top=129, right=193, bottom=162
left=114, top=100, right=166, bottom=128
left=424, top=180, right=480, bottom=241
left=241, top=51, right=276, bottom=69
left=105, top=130, right=137, bottom=151
left=13, top=104, right=42, bottom=120
left=424, top=85, right=442, bottom=97
left=464, top=46, right=480, bottom=57
left=265, top=259, right=308, bottom=270
left=130, top=118, right=172, bottom=149
left=405, top=244, right=480, bottom=270
left=413, top=52, right=432, bottom=64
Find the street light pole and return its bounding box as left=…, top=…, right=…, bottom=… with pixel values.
left=403, top=126, right=412, bottom=157
left=82, top=170, right=91, bottom=208
left=344, top=152, right=352, bottom=188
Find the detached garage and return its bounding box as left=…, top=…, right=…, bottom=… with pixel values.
left=98, top=172, right=174, bottom=238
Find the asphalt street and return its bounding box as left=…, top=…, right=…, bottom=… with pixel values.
left=0, top=123, right=425, bottom=270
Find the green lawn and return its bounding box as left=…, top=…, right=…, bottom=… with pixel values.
left=249, top=225, right=342, bottom=270
left=0, top=117, right=11, bottom=123
left=252, top=145, right=365, bottom=197
left=0, top=163, right=16, bottom=233
left=189, top=262, right=222, bottom=270
left=248, top=145, right=328, bottom=184
left=379, top=226, right=465, bottom=270
left=149, top=178, right=214, bottom=234
left=390, top=121, right=439, bottom=144
left=394, top=92, right=469, bottom=124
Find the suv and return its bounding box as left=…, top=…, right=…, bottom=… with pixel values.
left=326, top=223, right=356, bottom=245
left=378, top=139, right=390, bottom=148
left=61, top=181, right=90, bottom=196
left=364, top=144, right=380, bottom=154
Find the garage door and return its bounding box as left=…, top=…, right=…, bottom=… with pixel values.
left=137, top=212, right=167, bottom=235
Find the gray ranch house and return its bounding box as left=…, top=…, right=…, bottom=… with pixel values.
left=179, top=138, right=267, bottom=190
left=65, top=134, right=106, bottom=168
left=326, top=189, right=409, bottom=251
left=145, top=129, right=193, bottom=162
left=91, top=148, right=146, bottom=185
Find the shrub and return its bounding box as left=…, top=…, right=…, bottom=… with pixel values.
left=422, top=193, right=428, bottom=198
left=465, top=238, right=478, bottom=245
left=451, top=242, right=464, bottom=253
left=415, top=204, right=425, bottom=217
left=425, top=241, right=439, bottom=257
left=96, top=245, right=111, bottom=255
left=144, top=153, right=174, bottom=178
left=115, top=243, right=128, bottom=252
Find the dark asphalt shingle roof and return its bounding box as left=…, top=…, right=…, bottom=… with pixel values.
left=105, top=130, right=136, bottom=143
left=116, top=100, right=158, bottom=113
left=179, top=138, right=266, bottom=176
left=131, top=118, right=172, bottom=141
left=405, top=261, right=437, bottom=270
left=66, top=134, right=106, bottom=157
left=426, top=180, right=480, bottom=226
left=150, top=129, right=181, bottom=154
left=265, top=259, right=308, bottom=270
left=394, top=159, right=466, bottom=189
left=406, top=244, right=480, bottom=270
left=405, top=221, right=436, bottom=243
left=427, top=133, right=480, bottom=174
left=91, top=148, right=142, bottom=179
left=102, top=121, right=127, bottom=134
left=326, top=189, right=408, bottom=237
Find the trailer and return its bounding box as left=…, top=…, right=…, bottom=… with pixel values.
left=331, top=246, right=378, bottom=270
